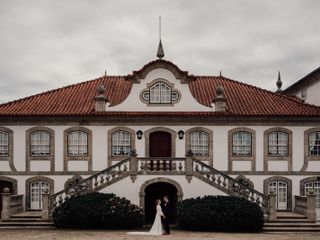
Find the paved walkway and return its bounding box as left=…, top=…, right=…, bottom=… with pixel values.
left=0, top=229, right=318, bottom=240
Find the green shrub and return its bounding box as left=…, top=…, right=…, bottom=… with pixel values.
left=52, top=192, right=143, bottom=229
left=178, top=195, right=264, bottom=232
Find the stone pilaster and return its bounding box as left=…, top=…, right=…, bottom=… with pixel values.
left=41, top=189, right=50, bottom=220
left=306, top=191, right=316, bottom=221
left=1, top=188, right=12, bottom=220
left=268, top=192, right=277, bottom=221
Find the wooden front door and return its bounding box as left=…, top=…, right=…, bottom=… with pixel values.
left=149, top=131, right=171, bottom=157
left=0, top=181, right=13, bottom=217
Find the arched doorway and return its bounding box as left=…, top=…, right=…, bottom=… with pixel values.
left=145, top=182, right=177, bottom=223
left=149, top=131, right=171, bottom=157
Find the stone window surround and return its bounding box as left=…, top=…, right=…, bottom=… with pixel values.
left=144, top=127, right=177, bottom=158
left=303, top=128, right=320, bottom=171
left=64, top=127, right=92, bottom=171
left=185, top=127, right=213, bottom=166
left=139, top=78, right=182, bottom=106
left=26, top=127, right=55, bottom=172
left=107, top=127, right=136, bottom=167
left=263, top=127, right=293, bottom=172
left=0, top=176, right=17, bottom=194
left=263, top=176, right=292, bottom=211
left=25, top=176, right=54, bottom=210
left=299, top=176, right=320, bottom=195
left=0, top=127, right=16, bottom=172
left=139, top=177, right=183, bottom=213
left=228, top=127, right=256, bottom=172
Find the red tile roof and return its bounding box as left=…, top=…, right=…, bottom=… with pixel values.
left=0, top=60, right=320, bottom=118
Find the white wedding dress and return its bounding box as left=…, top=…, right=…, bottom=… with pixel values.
left=127, top=205, right=164, bottom=236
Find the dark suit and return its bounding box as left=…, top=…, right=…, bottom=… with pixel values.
left=162, top=201, right=172, bottom=234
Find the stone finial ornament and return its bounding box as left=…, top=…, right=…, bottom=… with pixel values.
left=94, top=83, right=108, bottom=112
left=213, top=85, right=227, bottom=112
left=276, top=71, right=282, bottom=93
left=3, top=187, right=10, bottom=193
left=157, top=39, right=165, bottom=59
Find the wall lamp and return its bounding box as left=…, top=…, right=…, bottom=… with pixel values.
left=178, top=130, right=185, bottom=140
left=136, top=130, right=143, bottom=140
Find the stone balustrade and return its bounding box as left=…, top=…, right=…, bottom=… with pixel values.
left=1, top=188, right=23, bottom=220
left=294, top=192, right=316, bottom=221
left=137, top=158, right=186, bottom=174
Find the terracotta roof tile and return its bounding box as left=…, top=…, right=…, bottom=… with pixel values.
left=1, top=60, right=320, bottom=118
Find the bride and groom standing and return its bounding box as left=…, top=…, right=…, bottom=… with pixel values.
left=128, top=196, right=172, bottom=236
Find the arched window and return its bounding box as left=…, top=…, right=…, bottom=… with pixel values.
left=30, top=131, right=50, bottom=156
left=26, top=176, right=53, bottom=210
left=308, top=131, right=320, bottom=156
left=190, top=131, right=209, bottom=156
left=268, top=181, right=288, bottom=210
left=112, top=131, right=131, bottom=156
left=268, top=131, right=289, bottom=156
left=232, top=131, right=252, bottom=156
left=305, top=181, right=320, bottom=208
left=0, top=131, right=9, bottom=156
left=67, top=131, right=88, bottom=156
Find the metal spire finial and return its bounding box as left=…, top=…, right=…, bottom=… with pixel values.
left=219, top=70, right=222, bottom=77
left=156, top=16, right=165, bottom=59
left=276, top=71, right=282, bottom=93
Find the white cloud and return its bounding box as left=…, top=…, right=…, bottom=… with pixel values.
left=0, top=0, right=319, bottom=103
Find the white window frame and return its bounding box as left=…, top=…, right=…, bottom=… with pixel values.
left=308, top=132, right=320, bottom=156
left=268, top=131, right=289, bottom=156
left=67, top=131, right=88, bottom=156
left=305, top=181, right=320, bottom=208
left=232, top=131, right=252, bottom=156
left=0, top=131, right=9, bottom=156
left=268, top=181, right=288, bottom=210
left=112, top=131, right=131, bottom=156
left=30, top=131, right=50, bottom=156
left=190, top=131, right=209, bottom=156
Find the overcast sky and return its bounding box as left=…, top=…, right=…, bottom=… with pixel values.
left=0, top=0, right=319, bottom=104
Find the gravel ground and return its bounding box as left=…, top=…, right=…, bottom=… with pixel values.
left=0, top=229, right=319, bottom=240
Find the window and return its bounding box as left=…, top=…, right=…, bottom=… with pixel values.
left=140, top=80, right=180, bottom=105
left=67, top=131, right=88, bottom=156
left=112, top=131, right=131, bottom=156
left=304, top=181, right=320, bottom=208
left=268, top=181, right=288, bottom=210
left=268, top=132, right=288, bottom=156
left=308, top=132, right=320, bottom=156
left=232, top=131, right=252, bottom=156
left=0, top=131, right=9, bottom=156
left=190, top=131, right=209, bottom=156
left=30, top=131, right=50, bottom=156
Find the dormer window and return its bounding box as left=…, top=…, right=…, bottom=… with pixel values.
left=140, top=79, right=181, bottom=105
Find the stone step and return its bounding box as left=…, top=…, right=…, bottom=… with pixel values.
left=264, top=222, right=320, bottom=228
left=263, top=226, right=320, bottom=232
left=0, top=221, right=54, bottom=227
left=2, top=218, right=49, bottom=222
left=276, top=213, right=307, bottom=220
left=271, top=218, right=313, bottom=223
left=10, top=212, right=42, bottom=219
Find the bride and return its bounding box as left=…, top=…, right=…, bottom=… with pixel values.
left=127, top=199, right=164, bottom=236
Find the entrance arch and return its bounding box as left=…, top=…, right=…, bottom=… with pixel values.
left=139, top=177, right=183, bottom=223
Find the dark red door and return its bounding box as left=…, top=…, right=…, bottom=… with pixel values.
left=149, top=131, right=171, bottom=157
left=0, top=181, right=13, bottom=218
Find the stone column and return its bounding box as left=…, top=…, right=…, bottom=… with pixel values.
left=129, top=149, right=138, bottom=182
left=185, top=150, right=193, bottom=183
left=1, top=188, right=12, bottom=220
left=268, top=192, right=277, bottom=221
left=306, top=191, right=316, bottom=221
left=41, top=188, right=50, bottom=220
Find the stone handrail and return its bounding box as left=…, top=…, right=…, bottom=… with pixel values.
left=137, top=157, right=186, bottom=174
left=50, top=158, right=131, bottom=208
left=294, top=195, right=307, bottom=215
left=1, top=192, right=23, bottom=220
left=192, top=158, right=269, bottom=213
left=294, top=193, right=316, bottom=221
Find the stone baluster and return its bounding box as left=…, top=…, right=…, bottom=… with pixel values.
left=1, top=188, right=12, bottom=220
left=185, top=151, right=193, bottom=183
left=306, top=190, right=316, bottom=221
left=268, top=191, right=277, bottom=221
left=130, top=149, right=138, bottom=182
left=41, top=188, right=50, bottom=220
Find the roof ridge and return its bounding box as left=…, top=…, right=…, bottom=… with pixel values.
left=0, top=75, right=126, bottom=107
left=196, top=75, right=320, bottom=110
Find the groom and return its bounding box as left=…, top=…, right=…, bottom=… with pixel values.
left=161, top=196, right=172, bottom=235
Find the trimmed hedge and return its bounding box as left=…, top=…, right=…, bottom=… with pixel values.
left=178, top=195, right=264, bottom=232
left=52, top=192, right=143, bottom=229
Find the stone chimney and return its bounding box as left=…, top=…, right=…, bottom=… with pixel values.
left=94, top=84, right=108, bottom=112
left=213, top=85, right=227, bottom=112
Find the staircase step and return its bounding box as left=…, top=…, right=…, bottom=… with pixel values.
left=276, top=212, right=307, bottom=220
left=263, top=226, right=320, bottom=232
left=10, top=212, right=42, bottom=219
left=264, top=222, right=320, bottom=228
left=0, top=221, right=54, bottom=227
left=2, top=218, right=49, bottom=222
left=271, top=219, right=313, bottom=223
